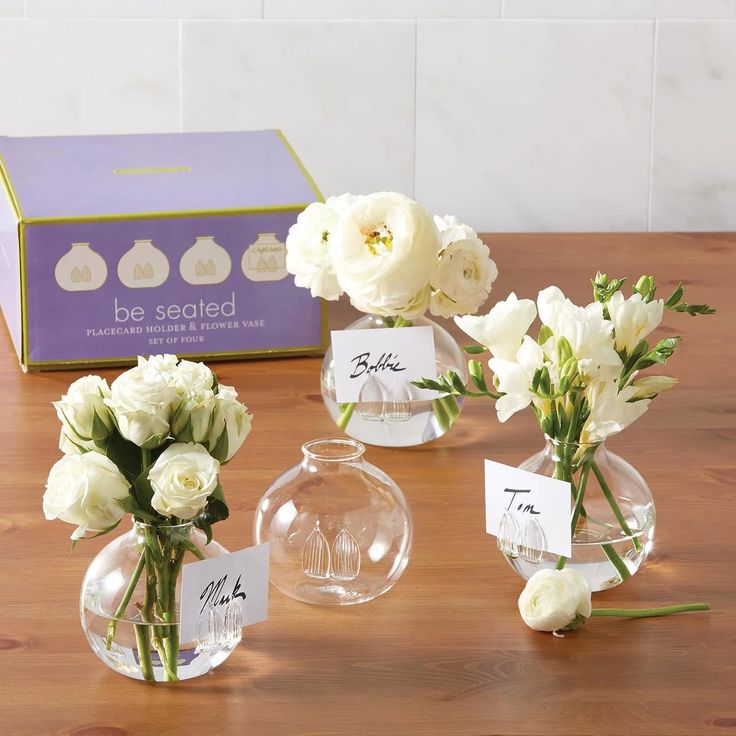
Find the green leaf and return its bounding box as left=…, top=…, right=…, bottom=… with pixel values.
left=449, top=371, right=467, bottom=395
left=105, top=431, right=142, bottom=485
left=192, top=494, right=229, bottom=545
left=210, top=427, right=230, bottom=464
left=673, top=302, right=716, bottom=316
left=411, top=378, right=446, bottom=392
left=463, top=345, right=488, bottom=354
left=537, top=325, right=553, bottom=345
left=117, top=493, right=158, bottom=523
left=664, top=282, right=684, bottom=308
left=133, top=471, right=156, bottom=516
left=635, top=336, right=682, bottom=370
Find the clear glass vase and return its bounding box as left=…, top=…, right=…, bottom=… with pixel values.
left=253, top=438, right=413, bottom=605
left=80, top=520, right=239, bottom=682
left=501, top=439, right=655, bottom=592
left=321, top=314, right=466, bottom=447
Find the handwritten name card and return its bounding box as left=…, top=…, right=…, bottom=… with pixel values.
left=484, top=460, right=571, bottom=558
left=330, top=325, right=437, bottom=403
left=179, top=542, right=269, bottom=644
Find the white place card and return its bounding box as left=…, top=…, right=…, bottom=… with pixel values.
left=330, top=325, right=437, bottom=403
left=179, top=542, right=269, bottom=644
left=485, top=460, right=571, bottom=558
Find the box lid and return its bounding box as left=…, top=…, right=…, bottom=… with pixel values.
left=0, top=130, right=320, bottom=222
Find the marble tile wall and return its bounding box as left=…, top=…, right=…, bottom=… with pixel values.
left=0, top=1, right=734, bottom=231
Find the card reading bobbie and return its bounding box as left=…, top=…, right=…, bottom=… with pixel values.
left=330, top=325, right=437, bottom=404
left=484, top=460, right=571, bottom=558
left=179, top=542, right=269, bottom=644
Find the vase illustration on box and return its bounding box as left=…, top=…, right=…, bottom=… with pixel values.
left=241, top=233, right=288, bottom=282
left=179, top=236, right=231, bottom=285
left=117, top=239, right=169, bottom=288
left=54, top=242, right=108, bottom=291
left=254, top=438, right=412, bottom=606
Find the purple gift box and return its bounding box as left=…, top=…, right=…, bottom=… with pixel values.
left=0, top=130, right=326, bottom=371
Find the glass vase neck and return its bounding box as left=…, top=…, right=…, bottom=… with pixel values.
left=132, top=519, right=194, bottom=533
left=543, top=436, right=603, bottom=452
left=301, top=438, right=365, bottom=471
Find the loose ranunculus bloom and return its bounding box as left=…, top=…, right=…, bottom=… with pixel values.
left=518, top=568, right=592, bottom=632
left=608, top=291, right=664, bottom=354
left=581, top=380, right=650, bottom=444
left=105, top=359, right=179, bottom=448
left=430, top=216, right=498, bottom=318
left=455, top=292, right=537, bottom=361
left=43, top=452, right=130, bottom=539
left=285, top=195, right=355, bottom=301
left=629, top=374, right=678, bottom=399
left=330, top=192, right=440, bottom=317
left=207, top=385, right=253, bottom=463
left=53, top=375, right=114, bottom=454
left=148, top=443, right=220, bottom=520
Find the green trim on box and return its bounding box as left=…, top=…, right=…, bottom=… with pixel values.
left=275, top=129, right=324, bottom=203
left=0, top=154, right=23, bottom=220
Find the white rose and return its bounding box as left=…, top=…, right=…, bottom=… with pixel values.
left=105, top=363, right=179, bottom=448
left=171, top=359, right=214, bottom=396
left=43, top=452, right=130, bottom=540
left=518, top=568, right=592, bottom=632
left=455, top=292, right=537, bottom=361
left=208, top=385, right=254, bottom=463
left=629, top=374, right=678, bottom=399
left=138, top=353, right=179, bottom=377
left=149, top=443, right=220, bottom=520
left=581, top=380, right=650, bottom=444
left=53, top=375, right=113, bottom=454
left=171, top=389, right=216, bottom=443
left=429, top=221, right=498, bottom=318
left=608, top=292, right=664, bottom=354
left=331, top=192, right=440, bottom=316
left=489, top=336, right=546, bottom=422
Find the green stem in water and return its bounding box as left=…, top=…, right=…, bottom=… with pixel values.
left=133, top=623, right=155, bottom=682
left=602, top=543, right=631, bottom=581
left=591, top=603, right=710, bottom=618
left=106, top=550, right=146, bottom=650
left=592, top=461, right=642, bottom=553
left=336, top=402, right=355, bottom=431
left=556, top=463, right=591, bottom=571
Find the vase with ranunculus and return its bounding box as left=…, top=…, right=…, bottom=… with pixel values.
left=285, top=191, right=498, bottom=447
left=415, top=273, right=714, bottom=590
left=43, top=354, right=253, bottom=681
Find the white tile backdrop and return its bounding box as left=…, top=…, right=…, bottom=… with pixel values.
left=1, top=1, right=734, bottom=231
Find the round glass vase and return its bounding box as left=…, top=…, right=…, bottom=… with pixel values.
left=321, top=314, right=466, bottom=448
left=80, top=519, right=239, bottom=682
left=500, top=439, right=656, bottom=592
left=253, top=438, right=413, bottom=606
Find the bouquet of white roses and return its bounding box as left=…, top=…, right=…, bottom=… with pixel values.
left=43, top=354, right=252, bottom=681
left=286, top=191, right=498, bottom=431
left=415, top=273, right=714, bottom=577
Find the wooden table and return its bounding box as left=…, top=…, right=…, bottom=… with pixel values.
left=1, top=234, right=734, bottom=736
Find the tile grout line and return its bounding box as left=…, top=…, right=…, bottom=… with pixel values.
left=647, top=20, right=659, bottom=231
left=178, top=19, right=183, bottom=132
left=412, top=20, right=418, bottom=199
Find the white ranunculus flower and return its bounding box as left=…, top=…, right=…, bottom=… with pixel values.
left=208, top=385, right=253, bottom=463
left=148, top=443, right=220, bottom=520
left=581, top=381, right=650, bottom=444
left=489, top=336, right=546, bottom=422
left=429, top=225, right=498, bottom=318
left=455, top=292, right=537, bottom=361
left=43, top=452, right=130, bottom=540
left=105, top=363, right=179, bottom=448
left=608, top=291, right=665, bottom=354
left=171, top=359, right=214, bottom=396
left=53, top=375, right=113, bottom=454
left=518, top=568, right=592, bottom=632
left=285, top=197, right=350, bottom=301
left=629, top=374, right=678, bottom=399
left=330, top=192, right=440, bottom=316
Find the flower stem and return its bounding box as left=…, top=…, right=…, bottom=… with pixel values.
left=133, top=623, right=155, bottom=682
left=106, top=550, right=145, bottom=650
left=336, top=402, right=355, bottom=430
left=591, top=603, right=710, bottom=618
left=592, top=461, right=642, bottom=553
left=602, top=543, right=631, bottom=581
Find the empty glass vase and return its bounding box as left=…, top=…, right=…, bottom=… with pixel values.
left=321, top=314, right=466, bottom=447
left=499, top=439, right=656, bottom=592
left=80, top=520, right=240, bottom=681
left=253, top=438, right=413, bottom=605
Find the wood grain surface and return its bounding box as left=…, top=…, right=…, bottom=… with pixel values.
left=0, top=233, right=734, bottom=736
